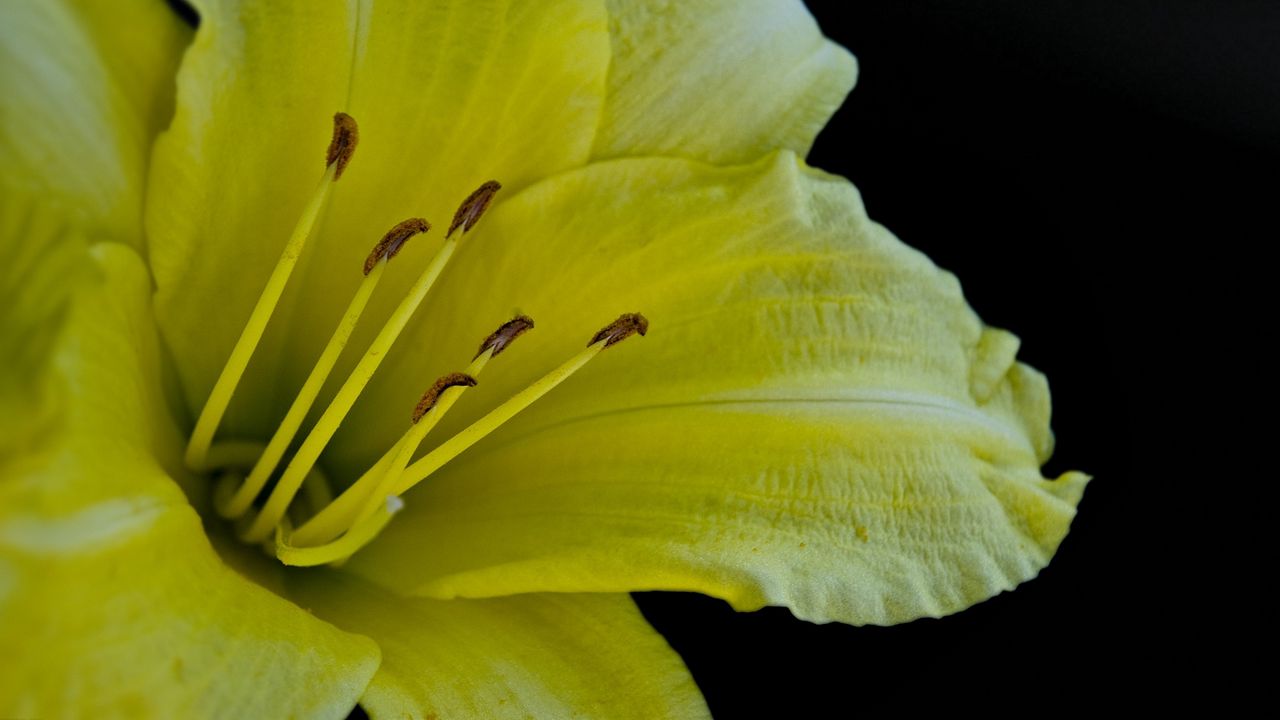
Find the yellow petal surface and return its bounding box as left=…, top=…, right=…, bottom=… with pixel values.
left=0, top=195, right=90, bottom=462
left=0, top=237, right=379, bottom=718
left=345, top=152, right=1089, bottom=626
left=592, top=0, right=857, bottom=164
left=146, top=0, right=608, bottom=438
left=288, top=573, right=709, bottom=720
left=0, top=0, right=190, bottom=243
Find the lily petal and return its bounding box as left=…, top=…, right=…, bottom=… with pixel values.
left=591, top=0, right=857, bottom=164
left=288, top=572, right=709, bottom=719
left=344, top=152, right=1089, bottom=626
left=0, top=0, right=190, bottom=243
left=0, top=232, right=379, bottom=718
left=147, top=0, right=609, bottom=435
left=0, top=196, right=89, bottom=459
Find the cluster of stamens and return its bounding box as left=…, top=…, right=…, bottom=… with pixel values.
left=185, top=114, right=647, bottom=566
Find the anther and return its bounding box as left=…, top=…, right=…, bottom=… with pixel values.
left=475, top=315, right=535, bottom=359
left=326, top=112, right=359, bottom=179
left=447, top=180, right=502, bottom=238
left=413, top=372, right=478, bottom=423
left=364, top=218, right=430, bottom=275
left=590, top=313, right=649, bottom=348
left=390, top=312, right=653, bottom=497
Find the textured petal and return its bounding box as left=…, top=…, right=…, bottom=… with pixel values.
left=0, top=194, right=90, bottom=461
left=0, top=0, right=190, bottom=243
left=287, top=573, right=709, bottom=720
left=591, top=0, right=857, bottom=164
left=0, top=240, right=379, bottom=718
left=146, top=0, right=608, bottom=435
left=344, top=152, right=1089, bottom=626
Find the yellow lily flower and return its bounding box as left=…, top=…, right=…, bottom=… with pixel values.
left=0, top=0, right=1089, bottom=717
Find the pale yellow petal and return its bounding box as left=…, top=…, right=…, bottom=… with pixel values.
left=288, top=572, right=709, bottom=720
left=592, top=0, right=857, bottom=164
left=0, top=0, right=190, bottom=243
left=0, top=240, right=379, bottom=718
left=0, top=194, right=90, bottom=460
left=343, top=152, right=1088, bottom=626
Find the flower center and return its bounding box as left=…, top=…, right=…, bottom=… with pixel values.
left=183, top=114, right=647, bottom=566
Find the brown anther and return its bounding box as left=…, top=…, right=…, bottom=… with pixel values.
left=326, top=112, right=359, bottom=180
left=447, top=180, right=502, bottom=238
left=589, top=313, right=649, bottom=348
left=364, top=218, right=430, bottom=275
left=412, top=372, right=477, bottom=423
left=475, top=315, right=535, bottom=360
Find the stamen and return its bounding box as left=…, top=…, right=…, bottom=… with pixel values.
left=216, top=222, right=425, bottom=520
left=475, top=314, right=534, bottom=360
left=291, top=315, right=533, bottom=547
left=413, top=372, right=478, bottom=423
left=243, top=184, right=503, bottom=542
left=446, top=180, right=501, bottom=238
left=364, top=218, right=429, bottom=275
left=212, top=465, right=334, bottom=522
left=276, top=495, right=404, bottom=567
left=590, top=312, right=648, bottom=348
left=326, top=112, right=359, bottom=180
left=204, top=440, right=271, bottom=470
left=184, top=113, right=359, bottom=472
left=391, top=313, right=648, bottom=496
left=300, top=466, right=335, bottom=516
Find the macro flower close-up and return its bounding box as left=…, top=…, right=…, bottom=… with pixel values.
left=1, top=0, right=1092, bottom=717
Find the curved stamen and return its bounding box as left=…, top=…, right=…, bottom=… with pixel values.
left=242, top=182, right=502, bottom=542
left=290, top=315, right=533, bottom=546
left=276, top=496, right=403, bottom=567
left=216, top=219, right=426, bottom=520
left=391, top=313, right=648, bottom=497
left=184, top=113, right=359, bottom=472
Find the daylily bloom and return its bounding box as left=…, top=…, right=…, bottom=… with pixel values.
left=0, top=0, right=1089, bottom=717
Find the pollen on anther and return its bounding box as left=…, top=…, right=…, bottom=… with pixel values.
left=447, top=180, right=502, bottom=238
left=326, top=112, right=359, bottom=179
left=413, top=372, right=478, bottom=423
left=590, top=313, right=649, bottom=348
left=364, top=218, right=430, bottom=275
left=475, top=315, right=535, bottom=359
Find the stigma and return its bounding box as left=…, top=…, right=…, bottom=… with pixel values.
left=186, top=113, right=649, bottom=565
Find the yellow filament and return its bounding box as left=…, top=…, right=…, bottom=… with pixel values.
left=291, top=349, right=493, bottom=546
left=276, top=496, right=403, bottom=567
left=204, top=440, right=270, bottom=470
left=391, top=341, right=606, bottom=496
left=217, top=259, right=388, bottom=519
left=184, top=164, right=337, bottom=472
left=241, top=238, right=459, bottom=542
left=213, top=467, right=334, bottom=523
left=301, top=467, right=335, bottom=516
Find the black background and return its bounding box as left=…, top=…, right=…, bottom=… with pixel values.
left=635, top=1, right=1274, bottom=715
